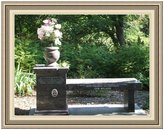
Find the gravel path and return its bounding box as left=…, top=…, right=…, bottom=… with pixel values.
left=14, top=90, right=149, bottom=115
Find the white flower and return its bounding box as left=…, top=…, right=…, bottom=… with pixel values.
left=55, top=38, right=61, bottom=45
left=43, top=19, right=50, bottom=24
left=37, top=28, right=44, bottom=40
left=51, top=18, right=57, bottom=23
left=54, top=29, right=62, bottom=38
left=55, top=24, right=61, bottom=29
left=45, top=33, right=51, bottom=37
left=41, top=25, right=54, bottom=33
left=37, top=18, right=63, bottom=45
left=43, top=19, right=57, bottom=26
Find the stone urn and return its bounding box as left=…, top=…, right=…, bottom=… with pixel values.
left=44, top=46, right=60, bottom=67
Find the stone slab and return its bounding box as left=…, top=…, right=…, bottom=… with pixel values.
left=29, top=104, right=146, bottom=115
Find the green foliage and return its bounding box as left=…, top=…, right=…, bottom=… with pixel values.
left=109, top=43, right=149, bottom=88
left=58, top=60, right=70, bottom=68
left=15, top=64, right=36, bottom=96
left=143, top=97, right=149, bottom=110
left=60, top=43, right=112, bottom=78
left=15, top=15, right=52, bottom=40
left=124, top=15, right=149, bottom=45
left=15, top=38, right=45, bottom=72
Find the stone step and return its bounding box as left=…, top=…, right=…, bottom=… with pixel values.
left=29, top=104, right=146, bottom=115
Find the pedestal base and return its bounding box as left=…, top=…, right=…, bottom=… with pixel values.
left=34, top=65, right=69, bottom=114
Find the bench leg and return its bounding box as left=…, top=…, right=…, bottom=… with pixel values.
left=124, top=89, right=135, bottom=112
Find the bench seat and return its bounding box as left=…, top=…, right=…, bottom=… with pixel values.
left=66, top=78, right=142, bottom=112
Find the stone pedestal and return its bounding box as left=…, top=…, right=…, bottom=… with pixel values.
left=34, top=65, right=69, bottom=115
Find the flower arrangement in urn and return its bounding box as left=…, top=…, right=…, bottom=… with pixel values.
left=37, top=18, right=62, bottom=67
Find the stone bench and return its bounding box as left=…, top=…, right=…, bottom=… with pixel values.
left=66, top=78, right=142, bottom=112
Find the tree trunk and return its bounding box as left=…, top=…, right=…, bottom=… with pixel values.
left=115, top=15, right=125, bottom=46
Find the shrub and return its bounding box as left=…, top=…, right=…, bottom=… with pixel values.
left=15, top=38, right=45, bottom=72
left=60, top=43, right=113, bottom=78
left=108, top=43, right=149, bottom=88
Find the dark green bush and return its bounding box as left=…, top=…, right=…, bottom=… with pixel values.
left=108, top=43, right=149, bottom=88
left=15, top=38, right=45, bottom=72
left=60, top=43, right=113, bottom=78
